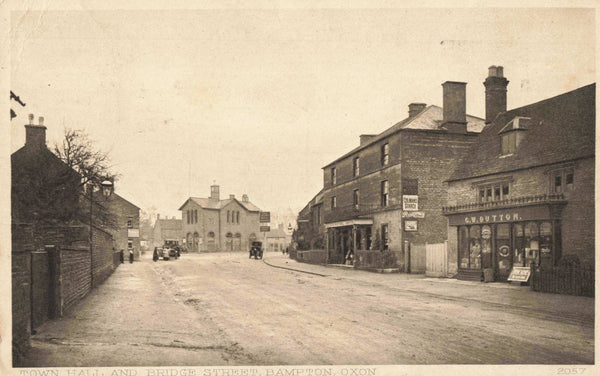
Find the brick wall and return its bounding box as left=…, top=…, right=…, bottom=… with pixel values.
left=59, top=248, right=91, bottom=314
left=31, top=251, right=50, bottom=329
left=12, top=224, right=34, bottom=364
left=91, top=225, right=116, bottom=288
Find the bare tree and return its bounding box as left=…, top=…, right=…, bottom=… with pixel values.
left=53, top=128, right=119, bottom=229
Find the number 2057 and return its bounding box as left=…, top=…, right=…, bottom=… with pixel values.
left=557, top=368, right=586, bottom=374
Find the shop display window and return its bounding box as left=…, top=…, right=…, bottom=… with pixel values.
left=468, top=226, right=482, bottom=270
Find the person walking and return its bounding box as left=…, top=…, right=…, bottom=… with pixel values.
left=120, top=249, right=124, bottom=264
left=129, top=249, right=134, bottom=263
left=152, top=247, right=159, bottom=262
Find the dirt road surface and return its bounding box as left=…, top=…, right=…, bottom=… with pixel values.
left=22, top=252, right=594, bottom=366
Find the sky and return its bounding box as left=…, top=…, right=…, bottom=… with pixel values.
left=8, top=5, right=596, bottom=221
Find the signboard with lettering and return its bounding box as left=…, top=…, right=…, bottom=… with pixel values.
left=127, top=229, right=139, bottom=238
left=445, top=205, right=557, bottom=226
left=259, top=211, right=271, bottom=223
left=402, top=211, right=425, bottom=218
left=260, top=226, right=271, bottom=232
left=402, top=195, right=419, bottom=211
left=404, top=220, right=418, bottom=232
left=507, top=266, right=531, bottom=282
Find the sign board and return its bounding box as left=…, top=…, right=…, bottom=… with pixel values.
left=404, top=220, right=418, bottom=232
left=507, top=267, right=531, bottom=282
left=402, top=211, right=425, bottom=219
left=260, top=226, right=271, bottom=232
left=259, top=211, right=271, bottom=223
left=402, top=195, right=419, bottom=211
left=127, top=229, right=139, bottom=238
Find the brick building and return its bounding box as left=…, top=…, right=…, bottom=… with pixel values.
left=443, top=67, right=595, bottom=282
left=104, top=192, right=141, bottom=260
left=152, top=215, right=183, bottom=248
left=265, top=223, right=291, bottom=252
left=320, top=81, right=485, bottom=269
left=295, top=189, right=324, bottom=250
left=179, top=185, right=261, bottom=252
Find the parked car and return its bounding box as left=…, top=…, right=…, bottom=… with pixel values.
left=156, top=247, right=170, bottom=260
left=249, top=241, right=263, bottom=259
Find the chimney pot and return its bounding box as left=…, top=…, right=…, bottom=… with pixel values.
left=28, top=113, right=34, bottom=125
left=408, top=103, right=427, bottom=118
left=38, top=116, right=44, bottom=126
left=229, top=194, right=235, bottom=199
left=242, top=194, right=249, bottom=203
left=484, top=65, right=509, bottom=124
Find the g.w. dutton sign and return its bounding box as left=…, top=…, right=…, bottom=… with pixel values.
left=446, top=205, right=561, bottom=226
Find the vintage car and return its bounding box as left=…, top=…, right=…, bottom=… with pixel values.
left=157, top=247, right=170, bottom=260
left=249, top=241, right=263, bottom=259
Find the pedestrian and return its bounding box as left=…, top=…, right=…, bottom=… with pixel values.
left=120, top=249, right=124, bottom=264
left=153, top=247, right=158, bottom=262
left=129, top=249, right=134, bottom=263
left=176, top=247, right=180, bottom=259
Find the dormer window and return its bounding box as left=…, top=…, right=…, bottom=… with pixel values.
left=499, top=117, right=530, bottom=156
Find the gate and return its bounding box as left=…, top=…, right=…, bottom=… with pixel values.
left=426, top=241, right=447, bottom=277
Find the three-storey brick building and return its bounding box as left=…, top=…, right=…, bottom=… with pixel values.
left=320, top=81, right=485, bottom=270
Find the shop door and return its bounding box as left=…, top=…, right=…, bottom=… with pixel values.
left=495, top=223, right=512, bottom=281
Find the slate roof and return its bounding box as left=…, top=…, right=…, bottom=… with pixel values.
left=178, top=197, right=260, bottom=212
left=323, top=105, right=485, bottom=168
left=449, top=83, right=595, bottom=182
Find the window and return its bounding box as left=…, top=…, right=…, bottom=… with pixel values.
left=353, top=157, right=360, bottom=177
left=236, top=211, right=240, bottom=224
left=551, top=169, right=574, bottom=194
left=316, top=206, right=321, bottom=225
left=331, top=167, right=337, bottom=185
left=381, top=143, right=389, bottom=166
left=127, top=218, right=133, bottom=228
left=187, top=210, right=190, bottom=224
left=381, top=224, right=389, bottom=250
left=381, top=180, right=389, bottom=207
left=477, top=182, right=509, bottom=202
left=194, top=210, right=198, bottom=223
left=227, top=210, right=230, bottom=223
left=501, top=132, right=516, bottom=155
left=353, top=189, right=360, bottom=209
left=331, top=196, right=337, bottom=209
left=127, top=240, right=133, bottom=249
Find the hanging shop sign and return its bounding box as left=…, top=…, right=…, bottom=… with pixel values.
left=259, top=211, right=271, bottom=223
left=507, top=266, right=531, bottom=282
left=404, top=220, right=418, bottom=232
left=402, top=195, right=419, bottom=211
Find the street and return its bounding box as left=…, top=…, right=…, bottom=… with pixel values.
left=22, top=252, right=594, bottom=366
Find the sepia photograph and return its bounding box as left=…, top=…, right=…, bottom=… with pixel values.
left=2, top=1, right=597, bottom=375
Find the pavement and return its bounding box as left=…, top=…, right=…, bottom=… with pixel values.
left=263, top=253, right=595, bottom=327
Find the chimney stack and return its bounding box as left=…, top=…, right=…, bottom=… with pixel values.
left=157, top=214, right=160, bottom=220
left=441, top=81, right=467, bottom=133
left=408, top=103, right=427, bottom=118
left=484, top=65, right=509, bottom=124
left=24, top=113, right=47, bottom=148
left=359, top=134, right=377, bottom=146
left=229, top=194, right=235, bottom=199
left=210, top=184, right=220, bottom=201
left=242, top=194, right=249, bottom=203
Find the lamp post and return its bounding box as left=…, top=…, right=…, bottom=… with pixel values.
left=89, top=179, right=113, bottom=288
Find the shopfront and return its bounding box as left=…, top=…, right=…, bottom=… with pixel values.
left=325, top=219, right=373, bottom=264
left=446, top=203, right=565, bottom=282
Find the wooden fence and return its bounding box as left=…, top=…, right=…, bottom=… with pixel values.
left=425, top=242, right=448, bottom=277
left=531, top=264, right=594, bottom=297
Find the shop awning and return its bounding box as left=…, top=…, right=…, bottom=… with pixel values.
left=325, top=219, right=373, bottom=228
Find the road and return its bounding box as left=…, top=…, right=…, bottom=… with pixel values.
left=22, top=252, right=594, bottom=366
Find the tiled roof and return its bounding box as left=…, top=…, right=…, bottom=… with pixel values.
left=323, top=105, right=485, bottom=168
left=449, top=83, right=595, bottom=181
left=179, top=197, right=260, bottom=212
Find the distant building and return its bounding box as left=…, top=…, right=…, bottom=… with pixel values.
left=105, top=193, right=141, bottom=260
left=295, top=190, right=325, bottom=250
left=265, top=223, right=290, bottom=252
left=179, top=185, right=261, bottom=252
left=152, top=215, right=183, bottom=248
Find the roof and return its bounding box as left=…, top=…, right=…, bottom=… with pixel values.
left=323, top=105, right=485, bottom=168
left=449, top=83, right=595, bottom=181
left=178, top=196, right=260, bottom=212
left=111, top=192, right=141, bottom=211
left=155, top=218, right=182, bottom=231
left=266, top=227, right=287, bottom=238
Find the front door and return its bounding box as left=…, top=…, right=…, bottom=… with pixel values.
left=495, top=223, right=512, bottom=281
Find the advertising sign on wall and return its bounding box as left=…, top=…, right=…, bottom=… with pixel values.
left=404, top=220, right=418, bottom=232
left=403, top=195, right=419, bottom=211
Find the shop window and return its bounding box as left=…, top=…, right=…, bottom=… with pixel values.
left=495, top=223, right=511, bottom=277
left=459, top=227, right=469, bottom=269
left=127, top=240, right=133, bottom=249
left=353, top=157, right=360, bottom=177
left=381, top=143, right=389, bottom=166
left=539, top=222, right=553, bottom=267
left=477, top=182, right=509, bottom=202
left=468, top=226, right=482, bottom=270
left=513, top=224, right=526, bottom=267
left=524, top=222, right=540, bottom=267
left=381, top=180, right=389, bottom=207
left=353, top=189, right=360, bottom=209
left=331, top=167, right=337, bottom=185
